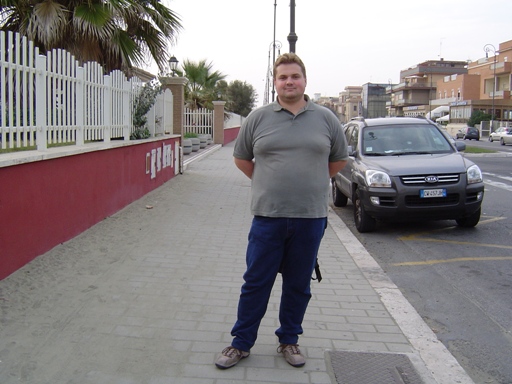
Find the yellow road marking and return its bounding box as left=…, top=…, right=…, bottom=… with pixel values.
left=392, top=256, right=512, bottom=266
left=392, top=216, right=512, bottom=266
left=397, top=216, right=510, bottom=249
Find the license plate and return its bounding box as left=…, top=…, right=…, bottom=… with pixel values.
left=420, top=189, right=446, bottom=198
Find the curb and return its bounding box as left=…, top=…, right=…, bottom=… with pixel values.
left=327, top=208, right=475, bottom=384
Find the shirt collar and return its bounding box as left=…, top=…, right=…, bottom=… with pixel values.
left=273, top=94, right=311, bottom=113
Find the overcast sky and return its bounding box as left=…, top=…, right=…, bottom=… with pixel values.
left=149, top=0, right=511, bottom=106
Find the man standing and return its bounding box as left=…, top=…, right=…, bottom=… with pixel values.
left=215, top=53, right=348, bottom=369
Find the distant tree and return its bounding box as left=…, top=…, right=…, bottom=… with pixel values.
left=225, top=80, right=257, bottom=117
left=467, top=110, right=492, bottom=127
left=0, top=0, right=182, bottom=73
left=178, top=59, right=226, bottom=109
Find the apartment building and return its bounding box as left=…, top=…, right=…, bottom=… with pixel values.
left=339, top=86, right=363, bottom=123
left=448, top=39, right=512, bottom=127
left=362, top=83, right=389, bottom=119
left=388, top=59, right=468, bottom=117
left=335, top=39, right=512, bottom=130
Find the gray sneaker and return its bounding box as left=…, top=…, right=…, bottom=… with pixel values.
left=215, top=346, right=250, bottom=369
left=277, top=344, right=305, bottom=367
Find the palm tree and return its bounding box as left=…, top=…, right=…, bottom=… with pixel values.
left=0, top=0, right=182, bottom=73
left=179, top=59, right=226, bottom=109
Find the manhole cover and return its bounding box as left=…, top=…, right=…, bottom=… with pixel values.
left=327, top=351, right=425, bottom=384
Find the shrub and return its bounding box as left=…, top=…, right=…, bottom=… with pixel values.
left=131, top=81, right=161, bottom=139
left=467, top=110, right=492, bottom=127
left=183, top=132, right=198, bottom=138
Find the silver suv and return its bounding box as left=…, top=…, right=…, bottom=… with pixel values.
left=332, top=117, right=484, bottom=232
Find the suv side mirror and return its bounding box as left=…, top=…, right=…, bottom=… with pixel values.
left=455, top=141, right=466, bottom=152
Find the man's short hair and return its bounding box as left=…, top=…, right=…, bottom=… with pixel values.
left=273, top=53, right=307, bottom=80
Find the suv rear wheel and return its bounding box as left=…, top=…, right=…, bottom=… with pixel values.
left=332, top=179, right=348, bottom=207
left=353, top=189, right=376, bottom=232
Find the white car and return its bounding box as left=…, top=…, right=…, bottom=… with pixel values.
left=499, top=131, right=512, bottom=146
left=489, top=127, right=512, bottom=143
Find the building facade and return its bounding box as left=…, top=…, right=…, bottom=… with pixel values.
left=339, top=86, right=363, bottom=123
left=335, top=39, right=512, bottom=131
left=362, top=83, right=389, bottom=119
left=449, top=39, right=512, bottom=128
left=388, top=59, right=469, bottom=117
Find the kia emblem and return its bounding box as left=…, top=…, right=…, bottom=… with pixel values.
left=425, top=175, right=438, bottom=183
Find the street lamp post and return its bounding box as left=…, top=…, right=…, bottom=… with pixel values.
left=265, top=40, right=282, bottom=104
left=388, top=79, right=393, bottom=117
left=423, top=67, right=433, bottom=119
left=429, top=69, right=433, bottom=118
left=483, top=43, right=497, bottom=132
left=287, top=0, right=297, bottom=53
left=169, top=55, right=179, bottom=77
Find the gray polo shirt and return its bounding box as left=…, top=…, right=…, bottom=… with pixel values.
left=233, top=98, right=348, bottom=218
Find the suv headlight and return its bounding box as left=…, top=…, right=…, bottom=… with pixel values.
left=365, top=170, right=391, bottom=187
left=467, top=164, right=483, bottom=184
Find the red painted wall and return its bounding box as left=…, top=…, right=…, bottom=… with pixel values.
left=0, top=138, right=179, bottom=280
left=224, top=127, right=240, bottom=145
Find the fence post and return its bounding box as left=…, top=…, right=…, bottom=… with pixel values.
left=35, top=54, right=47, bottom=150
left=160, top=76, right=187, bottom=137
left=76, top=66, right=84, bottom=145
left=103, top=74, right=112, bottom=143
left=123, top=80, right=131, bottom=140
left=213, top=101, right=226, bottom=145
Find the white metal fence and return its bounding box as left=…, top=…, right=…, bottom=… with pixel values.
left=184, top=107, right=213, bottom=136
left=0, top=31, right=172, bottom=152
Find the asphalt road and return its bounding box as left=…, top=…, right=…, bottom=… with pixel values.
left=331, top=145, right=512, bottom=384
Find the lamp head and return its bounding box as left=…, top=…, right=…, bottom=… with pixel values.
left=169, top=55, right=179, bottom=76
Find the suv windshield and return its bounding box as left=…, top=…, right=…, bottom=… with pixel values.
left=362, top=124, right=453, bottom=156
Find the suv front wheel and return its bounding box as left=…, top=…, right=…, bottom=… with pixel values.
left=455, top=207, right=481, bottom=228
left=353, top=188, right=377, bottom=233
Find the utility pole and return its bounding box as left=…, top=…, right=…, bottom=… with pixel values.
left=272, top=0, right=277, bottom=101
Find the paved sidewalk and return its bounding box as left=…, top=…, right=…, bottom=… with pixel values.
left=0, top=142, right=475, bottom=384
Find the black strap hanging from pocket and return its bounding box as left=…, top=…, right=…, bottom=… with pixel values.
left=312, top=259, right=322, bottom=282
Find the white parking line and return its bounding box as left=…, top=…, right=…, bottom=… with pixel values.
left=484, top=175, right=512, bottom=192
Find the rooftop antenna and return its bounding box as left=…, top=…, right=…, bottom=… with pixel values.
left=439, top=37, right=445, bottom=58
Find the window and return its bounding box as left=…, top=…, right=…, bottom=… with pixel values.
left=345, top=125, right=359, bottom=148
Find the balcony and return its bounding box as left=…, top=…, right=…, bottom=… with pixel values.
left=387, top=82, right=430, bottom=93
left=493, top=61, right=511, bottom=75
left=490, top=90, right=510, bottom=99
left=393, top=98, right=430, bottom=107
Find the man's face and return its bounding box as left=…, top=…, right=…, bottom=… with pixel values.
left=274, top=63, right=307, bottom=103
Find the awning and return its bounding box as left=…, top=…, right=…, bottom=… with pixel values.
left=426, top=106, right=450, bottom=119
left=436, top=115, right=450, bottom=122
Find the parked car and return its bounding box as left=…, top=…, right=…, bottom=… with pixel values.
left=456, top=127, right=480, bottom=140
left=489, top=127, right=512, bottom=143
left=498, top=131, right=512, bottom=146
left=331, top=117, right=484, bottom=232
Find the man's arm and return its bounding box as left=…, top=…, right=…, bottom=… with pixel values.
left=329, top=160, right=347, bottom=178
left=234, top=157, right=254, bottom=179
